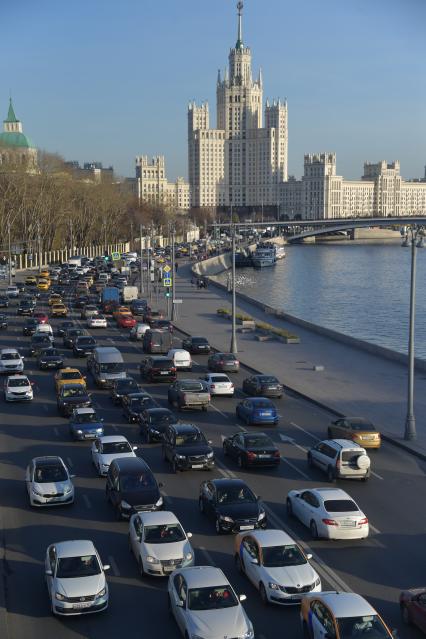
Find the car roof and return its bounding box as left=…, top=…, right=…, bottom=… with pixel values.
left=55, top=540, right=96, bottom=558
left=343, top=417, right=373, bottom=424
left=150, top=356, right=171, bottom=361
left=112, top=457, right=150, bottom=472
left=249, top=397, right=273, bottom=404
left=144, top=407, right=172, bottom=414
left=180, top=566, right=228, bottom=589
left=99, top=435, right=129, bottom=443
left=59, top=367, right=81, bottom=374
left=7, top=374, right=28, bottom=380
left=314, top=592, right=377, bottom=618
left=210, top=478, right=248, bottom=489
left=33, top=456, right=64, bottom=466
left=138, top=511, right=179, bottom=526
left=73, top=407, right=95, bottom=415
left=326, top=439, right=363, bottom=450
left=244, top=529, right=296, bottom=547
left=0, top=348, right=19, bottom=354
left=171, top=423, right=199, bottom=434
left=312, top=487, right=352, bottom=500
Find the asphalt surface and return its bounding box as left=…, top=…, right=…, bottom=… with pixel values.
left=0, top=277, right=425, bottom=639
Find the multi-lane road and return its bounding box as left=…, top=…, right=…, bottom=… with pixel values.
left=0, top=281, right=425, bottom=639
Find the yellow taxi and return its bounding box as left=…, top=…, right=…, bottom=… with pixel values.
left=25, top=275, right=37, bottom=286
left=37, top=278, right=50, bottom=291
left=51, top=303, right=68, bottom=317
left=301, top=592, right=394, bottom=639
left=112, top=306, right=131, bottom=320
left=55, top=367, right=87, bottom=393
left=48, top=293, right=62, bottom=306
left=84, top=275, right=94, bottom=286
left=328, top=417, right=381, bottom=449
left=40, top=269, right=50, bottom=279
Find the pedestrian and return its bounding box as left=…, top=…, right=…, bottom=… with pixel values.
left=175, top=262, right=179, bottom=273
left=191, top=277, right=194, bottom=287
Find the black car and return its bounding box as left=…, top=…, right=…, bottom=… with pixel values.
left=0, top=313, right=7, bottom=329
left=29, top=334, right=52, bottom=357
left=110, top=376, right=142, bottom=405
left=63, top=327, right=89, bottom=348
left=38, top=348, right=65, bottom=370
left=181, top=336, right=211, bottom=354
left=242, top=375, right=283, bottom=399
left=73, top=295, right=89, bottom=309
left=0, top=295, right=9, bottom=308
left=72, top=335, right=97, bottom=357
left=223, top=432, right=280, bottom=468
left=140, top=356, right=176, bottom=382
left=149, top=319, right=173, bottom=333
left=23, top=317, right=39, bottom=336
left=17, top=300, right=34, bottom=316
left=106, top=457, right=163, bottom=520
left=16, top=282, right=26, bottom=294
left=57, top=320, right=74, bottom=337
left=199, top=478, right=267, bottom=534
left=57, top=383, right=92, bottom=417
left=130, top=299, right=148, bottom=316
left=139, top=407, right=178, bottom=443
left=162, top=423, right=214, bottom=473
left=122, top=392, right=156, bottom=423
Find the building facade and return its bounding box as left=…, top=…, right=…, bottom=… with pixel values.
left=188, top=2, right=288, bottom=210
left=0, top=99, right=37, bottom=171
left=280, top=154, right=426, bottom=219
left=135, top=155, right=190, bottom=210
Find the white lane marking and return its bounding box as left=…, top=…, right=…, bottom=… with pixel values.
left=217, top=466, right=230, bottom=479
left=66, top=457, right=74, bottom=468
left=199, top=546, right=216, bottom=567
left=281, top=457, right=311, bottom=480
left=279, top=434, right=295, bottom=443
left=371, top=471, right=384, bottom=481
left=108, top=555, right=121, bottom=577
left=237, top=424, right=247, bottom=432
left=290, top=421, right=321, bottom=441
left=82, top=494, right=92, bottom=509
left=53, top=427, right=59, bottom=436
left=209, top=403, right=230, bottom=420
left=369, top=523, right=381, bottom=535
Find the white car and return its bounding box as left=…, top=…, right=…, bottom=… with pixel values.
left=44, top=540, right=109, bottom=615
left=34, top=324, right=54, bottom=342
left=91, top=435, right=137, bottom=476
left=129, top=511, right=194, bottom=577
left=286, top=487, right=369, bottom=540
left=0, top=348, right=24, bottom=374
left=168, top=566, right=253, bottom=639
left=87, top=314, right=107, bottom=329
left=235, top=529, right=321, bottom=605
left=26, top=456, right=74, bottom=507
left=6, top=285, right=19, bottom=297
left=202, top=372, right=234, bottom=396
left=4, top=374, right=33, bottom=401
left=167, top=349, right=192, bottom=371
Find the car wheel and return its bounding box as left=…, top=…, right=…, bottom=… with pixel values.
left=215, top=518, right=223, bottom=535
left=235, top=553, right=245, bottom=574
left=105, top=485, right=111, bottom=503
left=167, top=394, right=172, bottom=404
left=237, top=455, right=244, bottom=469
left=327, top=466, right=335, bottom=483
left=146, top=431, right=151, bottom=444
left=198, top=497, right=204, bottom=514
left=307, top=452, right=314, bottom=468
left=401, top=604, right=411, bottom=625
left=138, top=557, right=145, bottom=578
left=310, top=520, right=319, bottom=539
left=286, top=498, right=293, bottom=517
left=222, top=444, right=228, bottom=457
left=115, top=506, right=122, bottom=521
left=259, top=582, right=268, bottom=605
left=202, top=404, right=208, bottom=412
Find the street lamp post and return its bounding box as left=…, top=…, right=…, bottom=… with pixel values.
left=139, top=223, right=144, bottom=296
left=37, top=223, right=42, bottom=273
left=230, top=225, right=238, bottom=354
left=7, top=220, right=12, bottom=285
left=171, top=227, right=176, bottom=322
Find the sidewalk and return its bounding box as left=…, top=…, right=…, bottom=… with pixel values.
left=174, top=264, right=426, bottom=460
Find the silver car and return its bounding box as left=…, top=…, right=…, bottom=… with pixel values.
left=26, top=456, right=74, bottom=507
left=168, top=566, right=253, bottom=639
left=45, top=540, right=109, bottom=615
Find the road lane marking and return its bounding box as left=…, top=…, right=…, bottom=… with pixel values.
left=82, top=494, right=92, bottom=509
left=53, top=427, right=59, bottom=436
left=369, top=523, right=381, bottom=535
left=199, top=546, right=216, bottom=567
left=209, top=403, right=230, bottom=420
left=108, top=555, right=121, bottom=577
left=281, top=457, right=311, bottom=480
left=290, top=421, right=321, bottom=441
left=371, top=471, right=384, bottom=481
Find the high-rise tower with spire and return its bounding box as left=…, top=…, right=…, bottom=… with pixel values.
left=188, top=2, right=288, bottom=210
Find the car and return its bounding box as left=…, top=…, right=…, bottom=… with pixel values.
left=130, top=299, right=148, bottom=316
left=112, top=305, right=132, bottom=320
left=105, top=457, right=163, bottom=519
left=6, top=285, right=19, bottom=298
left=56, top=320, right=74, bottom=337
left=223, top=432, right=280, bottom=469
left=162, top=423, right=214, bottom=473
left=48, top=293, right=62, bottom=306
left=37, top=278, right=50, bottom=291
left=29, top=334, right=53, bottom=357
left=140, top=356, right=176, bottom=382
left=129, top=322, right=150, bottom=340
left=37, top=347, right=64, bottom=370
left=69, top=407, right=104, bottom=440
left=307, top=439, right=371, bottom=482
left=167, top=379, right=210, bottom=411
left=51, top=303, right=68, bottom=318
left=17, top=300, right=34, bottom=316
left=234, top=529, right=321, bottom=605
left=4, top=374, right=33, bottom=401
left=0, top=295, right=9, bottom=308
left=301, top=592, right=394, bottom=639
left=57, top=384, right=92, bottom=417
left=117, top=314, right=137, bottom=329
left=150, top=319, right=173, bottom=332
left=40, top=269, right=50, bottom=279
left=208, top=352, right=240, bottom=373
left=25, top=456, right=74, bottom=507
left=63, top=327, right=89, bottom=349
left=168, top=566, right=253, bottom=639
left=55, top=367, right=87, bottom=392
left=181, top=335, right=211, bottom=354
left=0, top=313, right=8, bottom=329
left=87, top=314, right=107, bottom=328
left=91, top=435, right=137, bottom=476
left=80, top=304, right=99, bottom=320
left=167, top=348, right=192, bottom=371
left=236, top=397, right=279, bottom=425
left=122, top=391, right=156, bottom=422
left=328, top=416, right=381, bottom=449
left=73, top=335, right=97, bottom=357
left=0, top=348, right=25, bottom=374
left=33, top=311, right=49, bottom=324
left=44, top=540, right=109, bottom=616
left=129, top=511, right=194, bottom=577
left=143, top=309, right=164, bottom=324
left=25, top=275, right=37, bottom=286
left=199, top=478, right=267, bottom=534
left=34, top=323, right=54, bottom=343
left=286, top=487, right=369, bottom=540
left=139, top=407, right=178, bottom=443
left=110, top=376, right=141, bottom=405
left=242, top=374, right=283, bottom=398
left=400, top=587, right=426, bottom=632
left=202, top=372, right=234, bottom=396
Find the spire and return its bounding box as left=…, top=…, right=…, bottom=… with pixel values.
left=236, top=1, right=244, bottom=49
left=258, top=67, right=263, bottom=86
left=5, top=97, right=18, bottom=123
left=217, top=68, right=221, bottom=85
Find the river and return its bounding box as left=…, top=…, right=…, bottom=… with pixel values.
left=218, top=242, right=426, bottom=361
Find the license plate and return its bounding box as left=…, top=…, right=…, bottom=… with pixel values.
left=261, top=411, right=272, bottom=416
left=163, top=566, right=174, bottom=572
left=240, top=525, right=254, bottom=531
left=73, top=602, right=91, bottom=609
left=258, top=454, right=271, bottom=459
left=192, top=464, right=203, bottom=469
left=160, top=371, right=168, bottom=375
left=342, top=520, right=356, bottom=527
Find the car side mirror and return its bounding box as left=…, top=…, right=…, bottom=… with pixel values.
left=132, top=446, right=138, bottom=451
left=103, top=564, right=110, bottom=571
left=187, top=532, right=193, bottom=539
left=250, top=558, right=258, bottom=565
left=176, top=599, right=184, bottom=608
left=30, top=381, right=35, bottom=386
left=208, top=440, right=212, bottom=445
left=100, top=418, right=104, bottom=422
left=45, top=569, right=53, bottom=576
left=257, top=495, right=262, bottom=501
left=70, top=474, right=76, bottom=479
left=391, top=631, right=398, bottom=639
left=158, top=482, right=164, bottom=488
left=239, top=594, right=247, bottom=602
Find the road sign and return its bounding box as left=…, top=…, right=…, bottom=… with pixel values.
left=173, top=299, right=183, bottom=304
left=163, top=264, right=171, bottom=274
left=163, top=277, right=172, bottom=287
left=111, top=251, right=120, bottom=261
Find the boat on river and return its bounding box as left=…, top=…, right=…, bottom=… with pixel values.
left=252, top=243, right=277, bottom=268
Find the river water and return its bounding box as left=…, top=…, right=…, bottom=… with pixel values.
left=218, top=242, right=426, bottom=361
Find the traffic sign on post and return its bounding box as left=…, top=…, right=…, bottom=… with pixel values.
left=163, top=264, right=171, bottom=274
left=163, top=277, right=172, bottom=287
left=111, top=251, right=121, bottom=261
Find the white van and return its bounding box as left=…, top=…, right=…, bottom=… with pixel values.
left=87, top=346, right=125, bottom=388
left=34, top=324, right=54, bottom=342
left=167, top=348, right=192, bottom=371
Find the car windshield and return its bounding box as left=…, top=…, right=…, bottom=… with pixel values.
left=180, top=382, right=203, bottom=392
left=77, top=337, right=95, bottom=345
left=8, top=378, right=29, bottom=387
left=63, top=387, right=86, bottom=398
left=262, top=544, right=306, bottom=567
left=56, top=555, right=101, bottom=579
left=337, top=615, right=390, bottom=639
left=253, top=400, right=273, bottom=409
left=1, top=352, right=19, bottom=360
left=41, top=349, right=60, bottom=357
left=117, top=380, right=138, bottom=392
left=210, top=375, right=229, bottom=383
left=324, top=499, right=358, bottom=512
left=62, top=372, right=82, bottom=381
left=100, top=362, right=124, bottom=373
left=349, top=422, right=376, bottom=432
left=35, top=464, right=67, bottom=483
left=192, top=338, right=208, bottom=344
left=102, top=442, right=132, bottom=454
left=188, top=586, right=238, bottom=611
left=220, top=354, right=236, bottom=361
left=175, top=431, right=206, bottom=446
left=150, top=413, right=174, bottom=426
left=129, top=398, right=147, bottom=411
left=143, top=523, right=185, bottom=544
left=258, top=376, right=278, bottom=384
left=217, top=486, right=256, bottom=504
left=121, top=473, right=155, bottom=491
left=244, top=435, right=273, bottom=448
left=75, top=412, right=98, bottom=423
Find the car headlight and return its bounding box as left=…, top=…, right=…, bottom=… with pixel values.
left=151, top=429, right=160, bottom=434
left=76, top=430, right=83, bottom=435
left=155, top=496, right=163, bottom=507
left=206, top=452, right=214, bottom=459
left=185, top=552, right=193, bottom=561
left=32, top=487, right=43, bottom=496
left=121, top=500, right=131, bottom=509
left=146, top=555, right=159, bottom=564
left=176, top=454, right=186, bottom=460
left=64, top=485, right=72, bottom=495
left=242, top=627, right=254, bottom=639
left=258, top=510, right=266, bottom=520
left=315, top=577, right=321, bottom=587
left=55, top=592, right=65, bottom=601
left=96, top=586, right=106, bottom=598
left=219, top=515, right=234, bottom=523
left=268, top=582, right=280, bottom=590
left=96, top=427, right=103, bottom=433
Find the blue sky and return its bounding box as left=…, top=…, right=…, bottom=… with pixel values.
left=1, top=0, right=425, bottom=181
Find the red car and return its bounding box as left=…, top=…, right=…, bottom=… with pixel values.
left=117, top=314, right=136, bottom=329
left=400, top=588, right=426, bottom=633
left=33, top=312, right=49, bottom=324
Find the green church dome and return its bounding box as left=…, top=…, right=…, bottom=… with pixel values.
left=0, top=130, right=34, bottom=149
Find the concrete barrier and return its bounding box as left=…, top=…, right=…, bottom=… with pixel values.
left=11, top=242, right=130, bottom=272
left=193, top=237, right=286, bottom=276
